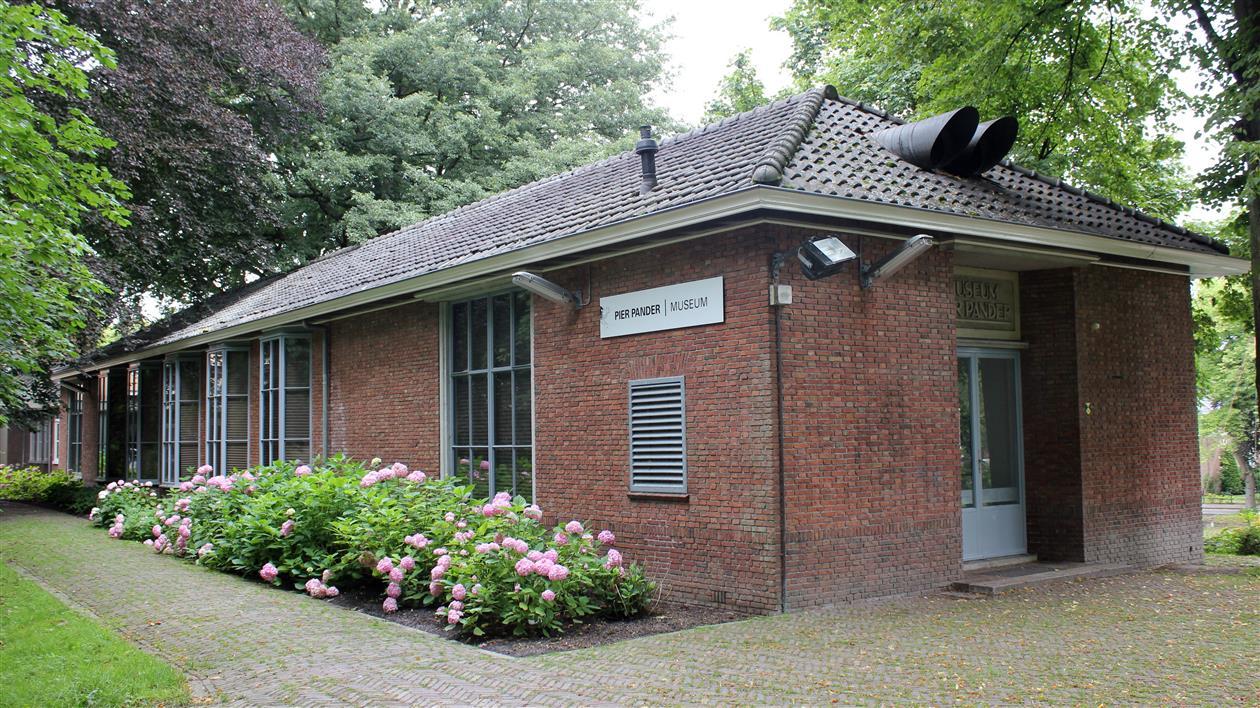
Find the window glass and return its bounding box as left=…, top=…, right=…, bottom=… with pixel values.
left=450, top=293, right=532, bottom=501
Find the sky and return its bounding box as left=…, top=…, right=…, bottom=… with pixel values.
left=638, top=0, right=1225, bottom=221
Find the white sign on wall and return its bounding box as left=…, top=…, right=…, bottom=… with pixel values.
left=599, top=276, right=724, bottom=338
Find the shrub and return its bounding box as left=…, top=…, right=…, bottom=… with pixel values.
left=93, top=456, right=655, bottom=638
left=1205, top=510, right=1260, bottom=556
left=0, top=466, right=80, bottom=503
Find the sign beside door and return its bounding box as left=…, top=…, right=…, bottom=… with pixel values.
left=955, top=267, right=1019, bottom=340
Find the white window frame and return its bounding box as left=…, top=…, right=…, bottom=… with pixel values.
left=126, top=363, right=161, bottom=482
left=205, top=344, right=249, bottom=473
left=67, top=389, right=83, bottom=475
left=444, top=290, right=534, bottom=501
left=51, top=416, right=61, bottom=465
left=259, top=332, right=312, bottom=464
left=161, top=355, right=201, bottom=486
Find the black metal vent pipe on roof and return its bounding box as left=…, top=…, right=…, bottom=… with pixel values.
left=942, top=116, right=1019, bottom=176
left=872, top=106, right=978, bottom=171
left=635, top=125, right=658, bottom=195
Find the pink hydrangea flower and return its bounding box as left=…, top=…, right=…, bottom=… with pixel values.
left=605, top=548, right=623, bottom=568
left=541, top=589, right=556, bottom=602
left=433, top=547, right=448, bottom=556
left=280, top=520, right=295, bottom=537
left=152, top=525, right=162, bottom=538
left=325, top=586, right=339, bottom=598
left=179, top=481, right=194, bottom=492
left=259, top=562, right=278, bottom=582
left=376, top=557, right=394, bottom=574
left=523, top=504, right=543, bottom=520
left=548, top=564, right=570, bottom=582
left=598, top=530, right=616, bottom=545
left=451, top=583, right=467, bottom=601
left=178, top=525, right=191, bottom=539
left=386, top=582, right=402, bottom=598
left=429, top=581, right=442, bottom=596
left=515, top=558, right=534, bottom=576
left=564, top=520, right=583, bottom=534
left=449, top=600, right=463, bottom=611
left=447, top=609, right=462, bottom=624
left=430, top=565, right=446, bottom=581
left=471, top=583, right=482, bottom=596
left=444, top=512, right=455, bottom=523
left=527, top=550, right=543, bottom=561
left=479, top=460, right=491, bottom=471
left=382, top=597, right=398, bottom=613
left=198, top=543, right=213, bottom=557
left=399, top=556, right=415, bottom=572
left=294, top=465, right=312, bottom=477
left=322, top=569, right=334, bottom=583
left=553, top=532, right=569, bottom=546
left=406, top=471, right=427, bottom=483
left=542, top=549, right=559, bottom=562
left=475, top=542, right=500, bottom=553
left=405, top=533, right=429, bottom=549
left=196, top=465, right=213, bottom=476
left=305, top=578, right=323, bottom=595
left=360, top=471, right=380, bottom=488
left=389, top=567, right=404, bottom=583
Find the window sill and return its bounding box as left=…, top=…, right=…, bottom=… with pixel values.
left=627, top=491, right=689, bottom=502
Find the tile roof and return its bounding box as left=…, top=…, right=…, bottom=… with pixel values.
left=84, top=86, right=1228, bottom=362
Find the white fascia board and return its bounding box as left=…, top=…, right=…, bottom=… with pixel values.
left=74, top=186, right=1247, bottom=373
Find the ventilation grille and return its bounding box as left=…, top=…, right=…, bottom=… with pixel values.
left=629, top=377, right=687, bottom=493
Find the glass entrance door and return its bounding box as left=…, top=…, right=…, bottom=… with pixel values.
left=959, top=349, right=1026, bottom=561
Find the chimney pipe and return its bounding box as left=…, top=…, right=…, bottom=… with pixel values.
left=635, top=125, right=658, bottom=195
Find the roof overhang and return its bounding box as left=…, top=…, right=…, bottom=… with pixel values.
left=60, top=185, right=1248, bottom=376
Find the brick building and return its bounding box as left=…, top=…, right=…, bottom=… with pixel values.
left=49, top=87, right=1246, bottom=611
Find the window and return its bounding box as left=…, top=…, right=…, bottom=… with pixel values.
left=126, top=364, right=160, bottom=481
left=449, top=292, right=532, bottom=501
left=206, top=346, right=249, bottom=473
left=28, top=419, right=50, bottom=464
left=260, top=334, right=311, bottom=464
left=52, top=416, right=61, bottom=465
left=161, top=357, right=201, bottom=485
left=97, top=373, right=109, bottom=474
left=628, top=377, right=687, bottom=494
left=67, top=390, right=83, bottom=475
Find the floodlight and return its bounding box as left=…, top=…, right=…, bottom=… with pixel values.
left=796, top=236, right=857, bottom=280
left=861, top=234, right=935, bottom=288
left=511, top=271, right=583, bottom=308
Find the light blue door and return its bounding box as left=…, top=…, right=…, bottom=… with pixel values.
left=959, top=349, right=1026, bottom=561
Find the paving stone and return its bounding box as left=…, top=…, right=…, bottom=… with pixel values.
left=2, top=503, right=1256, bottom=705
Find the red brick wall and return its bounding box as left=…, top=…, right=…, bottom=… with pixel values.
left=1075, top=268, right=1202, bottom=565
left=534, top=227, right=782, bottom=612
left=1020, top=269, right=1085, bottom=560
left=81, top=378, right=100, bottom=485
left=327, top=302, right=442, bottom=472
left=775, top=231, right=962, bottom=608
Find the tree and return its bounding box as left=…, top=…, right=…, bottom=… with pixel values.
left=1196, top=266, right=1257, bottom=508
left=1166, top=2, right=1260, bottom=508
left=50, top=0, right=326, bottom=306
left=275, top=0, right=673, bottom=251
left=0, top=1, right=128, bottom=426
left=774, top=0, right=1192, bottom=219
left=703, top=49, right=770, bottom=124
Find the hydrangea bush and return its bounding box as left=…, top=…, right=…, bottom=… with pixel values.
left=91, top=456, right=655, bottom=637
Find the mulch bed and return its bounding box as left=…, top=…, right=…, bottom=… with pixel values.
left=327, top=587, right=748, bottom=656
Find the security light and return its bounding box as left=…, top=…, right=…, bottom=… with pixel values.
left=511, top=271, right=583, bottom=308
left=796, top=236, right=857, bottom=280
left=861, top=234, right=936, bottom=289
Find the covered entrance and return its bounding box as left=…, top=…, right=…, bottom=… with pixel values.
left=958, top=348, right=1026, bottom=561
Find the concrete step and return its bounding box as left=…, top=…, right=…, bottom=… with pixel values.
left=951, top=563, right=1133, bottom=595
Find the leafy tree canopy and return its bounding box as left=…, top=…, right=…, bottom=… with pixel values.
left=275, top=0, right=673, bottom=251
left=50, top=0, right=326, bottom=304
left=0, top=1, right=127, bottom=426
left=774, top=0, right=1192, bottom=219
left=703, top=49, right=771, bottom=124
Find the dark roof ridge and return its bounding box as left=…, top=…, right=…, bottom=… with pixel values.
left=750, top=85, right=835, bottom=185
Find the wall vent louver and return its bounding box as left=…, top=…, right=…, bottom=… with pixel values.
left=629, top=376, right=686, bottom=493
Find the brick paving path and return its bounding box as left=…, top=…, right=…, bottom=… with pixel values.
left=2, top=503, right=1257, bottom=705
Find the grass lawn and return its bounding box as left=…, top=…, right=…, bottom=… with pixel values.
left=0, top=561, right=188, bottom=707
